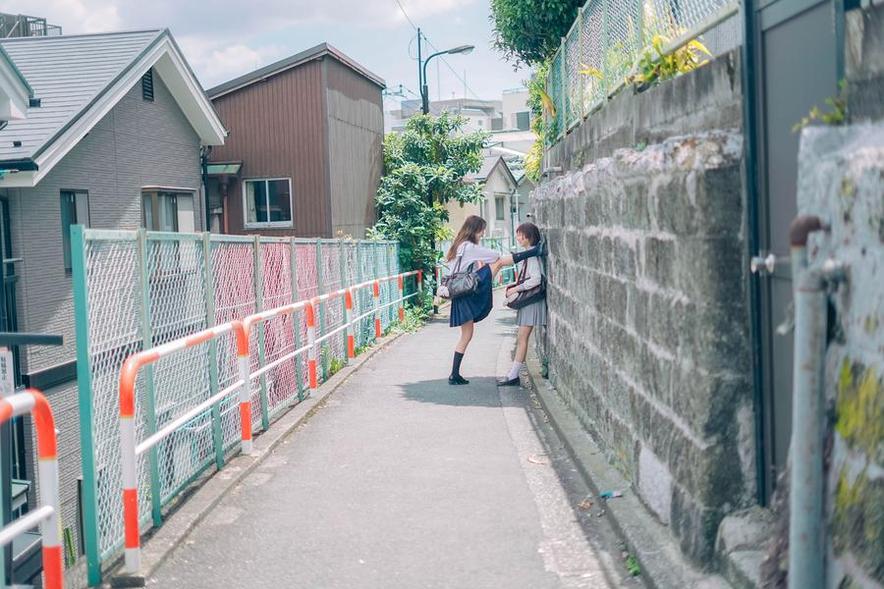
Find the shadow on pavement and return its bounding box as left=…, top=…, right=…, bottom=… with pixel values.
left=399, top=378, right=525, bottom=408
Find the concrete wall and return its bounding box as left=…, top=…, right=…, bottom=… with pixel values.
left=797, top=122, right=883, bottom=589
left=2, top=70, right=201, bottom=556
left=531, top=50, right=755, bottom=565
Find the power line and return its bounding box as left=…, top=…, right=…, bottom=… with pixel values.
left=390, top=0, right=483, bottom=101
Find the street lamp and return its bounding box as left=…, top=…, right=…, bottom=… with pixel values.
left=416, top=29, right=474, bottom=115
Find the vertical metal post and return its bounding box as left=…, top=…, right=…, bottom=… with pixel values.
left=635, top=0, right=645, bottom=50
left=252, top=236, right=270, bottom=431
left=137, top=229, right=163, bottom=527
left=355, top=242, right=365, bottom=349
left=339, top=239, right=348, bottom=364
left=560, top=37, right=568, bottom=131
left=289, top=239, right=305, bottom=401
left=71, top=225, right=102, bottom=584
left=787, top=220, right=826, bottom=589
left=202, top=233, right=224, bottom=470
left=577, top=6, right=585, bottom=117
left=601, top=3, right=610, bottom=98
left=315, top=240, right=327, bottom=379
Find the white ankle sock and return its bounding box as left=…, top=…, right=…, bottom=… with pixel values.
left=507, top=362, right=523, bottom=381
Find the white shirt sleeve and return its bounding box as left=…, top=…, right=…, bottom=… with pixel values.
left=459, top=242, right=501, bottom=267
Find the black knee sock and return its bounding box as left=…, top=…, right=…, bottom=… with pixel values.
left=512, top=245, right=541, bottom=263
left=451, top=352, right=465, bottom=378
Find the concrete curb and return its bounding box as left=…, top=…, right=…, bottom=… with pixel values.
left=523, top=344, right=732, bottom=589
left=107, top=331, right=407, bottom=588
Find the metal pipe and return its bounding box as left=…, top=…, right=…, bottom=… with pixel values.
left=787, top=214, right=826, bottom=589
left=740, top=0, right=769, bottom=505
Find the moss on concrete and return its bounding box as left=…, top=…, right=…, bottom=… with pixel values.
left=833, top=469, right=884, bottom=583
left=835, top=360, right=884, bottom=463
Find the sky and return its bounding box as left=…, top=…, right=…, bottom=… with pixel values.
left=4, top=0, right=531, bottom=105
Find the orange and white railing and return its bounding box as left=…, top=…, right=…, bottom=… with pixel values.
left=117, top=270, right=423, bottom=577
left=0, top=390, right=63, bottom=589
left=118, top=321, right=250, bottom=574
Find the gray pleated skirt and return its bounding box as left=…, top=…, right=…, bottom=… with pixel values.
left=516, top=298, right=547, bottom=326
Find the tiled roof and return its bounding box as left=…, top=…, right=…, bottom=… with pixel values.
left=0, top=30, right=163, bottom=163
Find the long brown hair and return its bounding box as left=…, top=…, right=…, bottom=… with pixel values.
left=446, top=215, right=487, bottom=261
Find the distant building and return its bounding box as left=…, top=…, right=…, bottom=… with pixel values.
left=385, top=87, right=536, bottom=152
left=206, top=43, right=385, bottom=238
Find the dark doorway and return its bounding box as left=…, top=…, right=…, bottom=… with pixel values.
left=749, top=0, right=839, bottom=502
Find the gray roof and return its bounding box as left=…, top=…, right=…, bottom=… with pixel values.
left=467, top=155, right=516, bottom=184
left=0, top=30, right=164, bottom=164
left=207, top=42, right=385, bottom=99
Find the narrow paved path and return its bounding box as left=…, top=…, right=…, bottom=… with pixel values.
left=150, top=295, right=640, bottom=588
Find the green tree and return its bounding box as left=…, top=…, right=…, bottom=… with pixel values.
left=490, top=0, right=584, bottom=65
left=369, top=113, right=487, bottom=299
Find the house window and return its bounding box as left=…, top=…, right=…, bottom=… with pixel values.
left=142, top=69, right=154, bottom=102
left=142, top=191, right=195, bottom=232
left=244, top=178, right=293, bottom=228
left=516, top=111, right=530, bottom=131
left=60, top=190, right=90, bottom=272
left=495, top=194, right=506, bottom=221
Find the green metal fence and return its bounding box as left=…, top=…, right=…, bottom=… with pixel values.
left=548, top=0, right=742, bottom=138
left=70, top=228, right=402, bottom=585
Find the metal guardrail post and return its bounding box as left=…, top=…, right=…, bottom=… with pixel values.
left=202, top=233, right=224, bottom=470
left=289, top=239, right=306, bottom=401
left=373, top=281, right=381, bottom=340
left=0, top=390, right=63, bottom=589
left=252, top=236, right=270, bottom=431
left=397, top=275, right=405, bottom=322
left=345, top=289, right=355, bottom=358
left=71, top=225, right=103, bottom=585
left=306, top=301, right=318, bottom=390
left=137, top=229, right=163, bottom=527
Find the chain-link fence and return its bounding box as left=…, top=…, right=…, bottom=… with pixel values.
left=548, top=0, right=741, bottom=137
left=70, top=228, right=403, bottom=585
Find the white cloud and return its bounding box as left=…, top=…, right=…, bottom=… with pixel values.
left=5, top=0, right=496, bottom=91
left=179, top=39, right=289, bottom=87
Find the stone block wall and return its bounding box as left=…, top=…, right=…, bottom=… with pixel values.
left=797, top=122, right=883, bottom=588
left=532, top=130, right=756, bottom=564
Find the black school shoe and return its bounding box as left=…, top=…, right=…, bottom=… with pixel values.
left=496, top=377, right=520, bottom=386
left=448, top=375, right=470, bottom=385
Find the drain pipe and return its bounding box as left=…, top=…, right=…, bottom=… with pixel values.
left=787, top=215, right=846, bottom=589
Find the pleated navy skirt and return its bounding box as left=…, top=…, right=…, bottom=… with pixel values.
left=450, top=265, right=493, bottom=327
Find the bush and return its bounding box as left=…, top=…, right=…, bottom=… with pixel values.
left=490, top=0, right=584, bottom=65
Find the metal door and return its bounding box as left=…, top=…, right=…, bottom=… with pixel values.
left=749, top=0, right=839, bottom=501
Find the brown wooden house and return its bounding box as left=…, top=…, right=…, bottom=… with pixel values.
left=205, top=43, right=385, bottom=238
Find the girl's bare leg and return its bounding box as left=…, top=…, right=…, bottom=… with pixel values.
left=455, top=320, right=474, bottom=354
left=514, top=325, right=533, bottom=363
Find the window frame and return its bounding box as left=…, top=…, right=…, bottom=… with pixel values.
left=242, top=177, right=294, bottom=229
left=494, top=193, right=506, bottom=222
left=141, top=190, right=195, bottom=232
left=60, top=189, right=90, bottom=273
